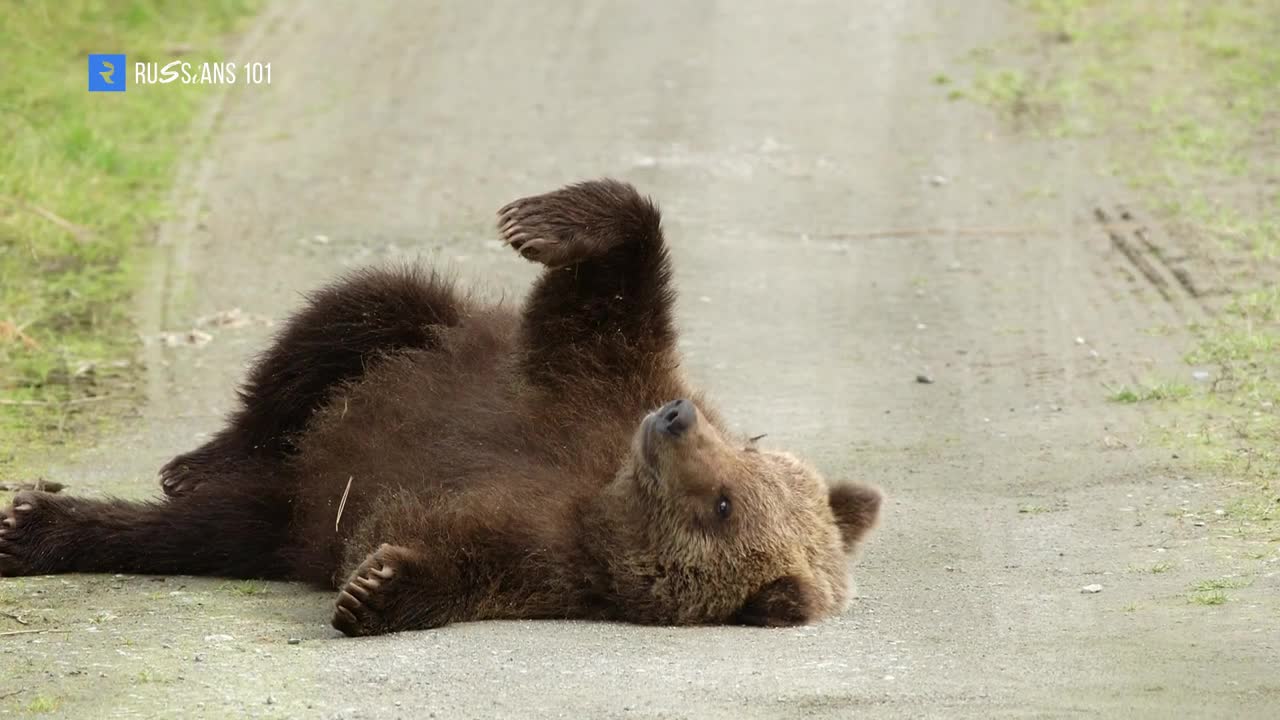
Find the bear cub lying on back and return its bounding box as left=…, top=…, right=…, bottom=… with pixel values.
left=0, top=179, right=882, bottom=635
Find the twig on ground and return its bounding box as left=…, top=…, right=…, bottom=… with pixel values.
left=0, top=480, right=65, bottom=494
left=0, top=628, right=71, bottom=638
left=0, top=320, right=39, bottom=350
left=0, top=396, right=117, bottom=408
left=1, top=612, right=30, bottom=625
left=0, top=195, right=94, bottom=242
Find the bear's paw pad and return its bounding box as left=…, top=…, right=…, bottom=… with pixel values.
left=496, top=180, right=642, bottom=268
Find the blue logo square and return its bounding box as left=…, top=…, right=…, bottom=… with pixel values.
left=88, top=54, right=127, bottom=92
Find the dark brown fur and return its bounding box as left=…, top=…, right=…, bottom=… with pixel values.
left=0, top=179, right=882, bottom=636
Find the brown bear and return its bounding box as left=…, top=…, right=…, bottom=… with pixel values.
left=0, top=179, right=882, bottom=635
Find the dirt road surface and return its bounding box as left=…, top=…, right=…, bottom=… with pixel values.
left=5, top=1, right=1276, bottom=718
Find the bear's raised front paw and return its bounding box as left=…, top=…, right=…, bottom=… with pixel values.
left=0, top=491, right=54, bottom=577
left=331, top=543, right=418, bottom=637
left=496, top=179, right=649, bottom=268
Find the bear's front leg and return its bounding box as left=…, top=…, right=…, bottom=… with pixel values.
left=496, top=179, right=680, bottom=392
left=329, top=533, right=594, bottom=636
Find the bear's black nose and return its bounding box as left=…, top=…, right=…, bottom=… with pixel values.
left=655, top=398, right=696, bottom=438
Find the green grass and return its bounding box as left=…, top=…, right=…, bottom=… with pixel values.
left=1107, top=381, right=1193, bottom=404
left=0, top=1, right=261, bottom=475
left=1188, top=590, right=1228, bottom=607
left=1190, top=577, right=1253, bottom=593
left=968, top=0, right=1280, bottom=238
left=23, top=696, right=60, bottom=715
left=968, top=0, right=1280, bottom=539
left=220, top=580, right=268, bottom=596
left=134, top=669, right=176, bottom=684
left=971, top=68, right=1038, bottom=119
left=1187, top=577, right=1253, bottom=606
left=1185, top=287, right=1280, bottom=533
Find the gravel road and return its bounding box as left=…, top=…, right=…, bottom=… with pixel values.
left=4, top=1, right=1276, bottom=718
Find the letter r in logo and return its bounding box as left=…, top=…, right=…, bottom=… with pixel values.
left=88, top=54, right=127, bottom=92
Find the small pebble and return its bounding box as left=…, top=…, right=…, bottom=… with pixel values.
left=1081, top=584, right=1103, bottom=594
left=916, top=374, right=934, bottom=384
left=288, top=638, right=301, bottom=645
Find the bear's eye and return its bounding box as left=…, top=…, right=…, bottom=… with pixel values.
left=714, top=495, right=732, bottom=520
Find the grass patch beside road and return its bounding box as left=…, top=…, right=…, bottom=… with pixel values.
left=966, top=0, right=1280, bottom=538
left=1107, top=381, right=1193, bottom=404
left=0, top=1, right=260, bottom=475
left=1188, top=287, right=1280, bottom=530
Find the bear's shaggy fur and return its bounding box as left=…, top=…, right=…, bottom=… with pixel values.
left=0, top=179, right=882, bottom=635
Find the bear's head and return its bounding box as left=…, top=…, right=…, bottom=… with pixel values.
left=606, top=397, right=882, bottom=627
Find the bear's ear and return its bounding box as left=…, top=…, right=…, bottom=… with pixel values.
left=734, top=576, right=815, bottom=627
left=828, top=482, right=882, bottom=552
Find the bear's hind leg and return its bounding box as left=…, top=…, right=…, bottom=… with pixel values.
left=162, top=266, right=467, bottom=497
left=0, top=485, right=290, bottom=578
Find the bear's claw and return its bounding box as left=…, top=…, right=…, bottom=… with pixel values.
left=159, top=462, right=202, bottom=497
left=497, top=199, right=565, bottom=265
left=331, top=543, right=411, bottom=637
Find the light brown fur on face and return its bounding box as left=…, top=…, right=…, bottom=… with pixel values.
left=0, top=179, right=882, bottom=636
left=592, top=400, right=876, bottom=626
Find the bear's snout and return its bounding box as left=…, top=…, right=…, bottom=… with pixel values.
left=654, top=398, right=696, bottom=438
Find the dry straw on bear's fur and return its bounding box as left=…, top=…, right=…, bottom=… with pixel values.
left=0, top=179, right=881, bottom=635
